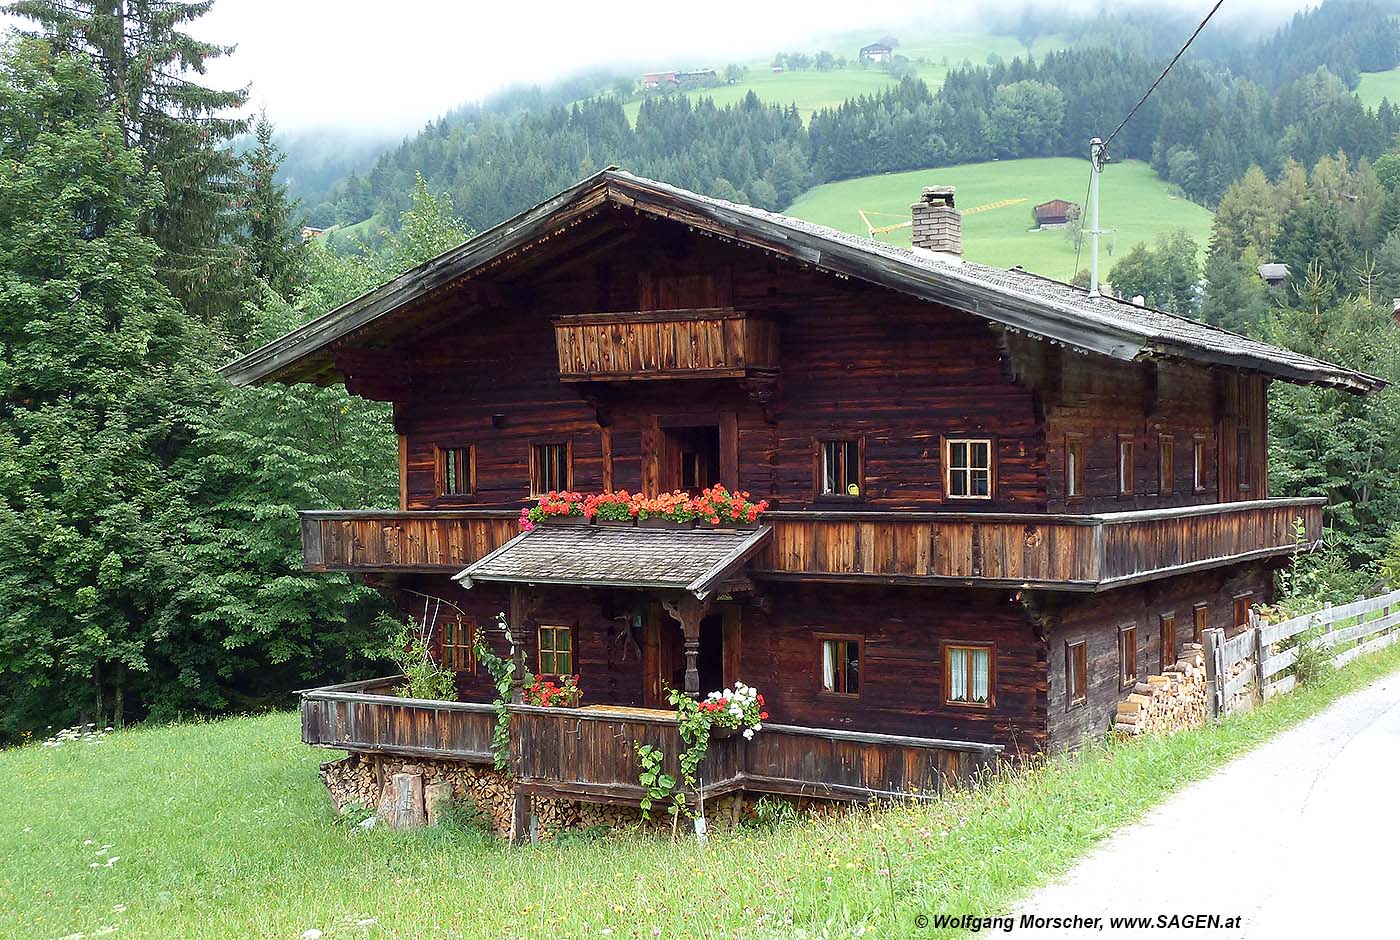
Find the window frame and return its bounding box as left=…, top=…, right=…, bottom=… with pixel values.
left=1065, top=639, right=1088, bottom=710
left=1160, top=613, right=1177, bottom=672
left=434, top=443, right=477, bottom=501
left=1117, top=436, right=1135, bottom=496
left=1192, top=603, right=1209, bottom=641
left=1118, top=624, right=1139, bottom=688
left=1233, top=593, right=1253, bottom=631
left=1158, top=434, right=1175, bottom=496
left=943, top=437, right=995, bottom=501
left=536, top=624, right=574, bottom=677
left=1065, top=437, right=1086, bottom=499
left=1192, top=438, right=1208, bottom=494
left=816, top=633, right=863, bottom=698
left=1236, top=426, right=1252, bottom=493
left=943, top=641, right=996, bottom=708
left=815, top=437, right=865, bottom=500
left=529, top=441, right=573, bottom=497
left=440, top=617, right=477, bottom=674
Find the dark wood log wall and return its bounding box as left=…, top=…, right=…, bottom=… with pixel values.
left=737, top=583, right=1048, bottom=752
left=387, top=213, right=1047, bottom=513
left=1006, top=335, right=1269, bottom=513
left=1045, top=561, right=1275, bottom=750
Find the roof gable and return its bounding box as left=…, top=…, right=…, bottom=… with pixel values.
left=220, top=168, right=1382, bottom=394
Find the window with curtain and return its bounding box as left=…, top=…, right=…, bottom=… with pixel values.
left=819, top=636, right=860, bottom=694
left=945, top=644, right=992, bottom=706
left=1193, top=440, right=1206, bottom=493
left=530, top=442, right=570, bottom=495
left=946, top=439, right=992, bottom=499
left=1066, top=439, right=1085, bottom=498
left=1119, top=625, right=1138, bottom=687
left=1158, top=436, right=1174, bottom=495
left=1118, top=439, right=1134, bottom=495
left=819, top=440, right=862, bottom=496
left=1066, top=640, right=1087, bottom=707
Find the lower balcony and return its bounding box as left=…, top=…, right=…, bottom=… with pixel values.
left=301, top=677, right=1002, bottom=803
left=298, top=497, right=1322, bottom=591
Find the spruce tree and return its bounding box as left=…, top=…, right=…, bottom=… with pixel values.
left=7, top=0, right=251, bottom=331
left=237, top=110, right=305, bottom=328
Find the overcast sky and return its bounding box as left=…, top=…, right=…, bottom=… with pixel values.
left=3, top=0, right=1324, bottom=133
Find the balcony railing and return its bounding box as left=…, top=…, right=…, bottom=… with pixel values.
left=301, top=678, right=1002, bottom=803
left=299, top=498, right=1322, bottom=591
left=552, top=307, right=779, bottom=382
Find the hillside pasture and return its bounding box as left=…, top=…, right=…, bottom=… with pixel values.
left=1357, top=67, right=1400, bottom=109
left=784, top=157, right=1214, bottom=278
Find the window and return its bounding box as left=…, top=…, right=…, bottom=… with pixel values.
left=441, top=618, right=476, bottom=673
left=436, top=445, right=475, bottom=497
left=1118, top=438, right=1135, bottom=495
left=537, top=625, right=573, bottom=676
left=530, top=442, right=570, bottom=496
left=1233, top=594, right=1253, bottom=630
left=1066, top=640, right=1087, bottom=708
left=1193, top=604, right=1209, bottom=641
left=1119, top=625, right=1139, bottom=687
left=1158, top=436, right=1174, bottom=495
left=819, top=635, right=861, bottom=695
left=819, top=440, right=862, bottom=497
left=945, top=439, right=993, bottom=499
left=1160, top=614, right=1177, bottom=671
left=944, top=643, right=994, bottom=706
left=1237, top=427, right=1251, bottom=492
left=1193, top=440, right=1207, bottom=493
left=1066, top=439, right=1085, bottom=498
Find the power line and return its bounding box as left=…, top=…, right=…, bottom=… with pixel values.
left=1102, top=0, right=1226, bottom=151
left=1072, top=164, right=1093, bottom=280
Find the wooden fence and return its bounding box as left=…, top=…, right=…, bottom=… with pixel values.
left=1202, top=587, right=1400, bottom=717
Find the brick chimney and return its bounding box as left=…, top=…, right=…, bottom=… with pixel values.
left=910, top=186, right=961, bottom=259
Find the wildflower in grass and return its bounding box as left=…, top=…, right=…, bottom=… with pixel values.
left=301, top=930, right=323, bottom=940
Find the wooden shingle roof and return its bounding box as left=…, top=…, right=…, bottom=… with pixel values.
left=220, top=168, right=1383, bottom=394
left=454, top=524, right=772, bottom=599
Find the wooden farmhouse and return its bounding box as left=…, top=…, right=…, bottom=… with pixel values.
left=223, top=168, right=1379, bottom=830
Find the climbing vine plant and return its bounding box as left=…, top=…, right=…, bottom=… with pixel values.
left=473, top=613, right=532, bottom=771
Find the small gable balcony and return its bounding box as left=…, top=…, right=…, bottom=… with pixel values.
left=552, top=307, right=779, bottom=383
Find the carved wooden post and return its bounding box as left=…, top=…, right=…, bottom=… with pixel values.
left=662, top=594, right=712, bottom=697
left=507, top=584, right=540, bottom=845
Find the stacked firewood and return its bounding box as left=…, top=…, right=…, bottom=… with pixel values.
left=321, top=754, right=517, bottom=832
left=1114, top=643, right=1208, bottom=736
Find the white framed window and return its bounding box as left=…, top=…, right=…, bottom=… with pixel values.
left=945, top=438, right=993, bottom=499
left=1118, top=438, right=1134, bottom=495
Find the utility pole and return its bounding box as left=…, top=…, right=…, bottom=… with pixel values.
left=1088, top=137, right=1104, bottom=297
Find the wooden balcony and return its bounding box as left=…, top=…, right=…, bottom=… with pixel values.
left=552, top=307, right=778, bottom=382
left=301, top=678, right=1002, bottom=803
left=300, top=498, right=1322, bottom=591
left=300, top=509, right=519, bottom=573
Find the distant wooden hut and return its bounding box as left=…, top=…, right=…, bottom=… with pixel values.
left=859, top=42, right=893, bottom=63
left=1257, top=263, right=1289, bottom=288
left=1033, top=199, right=1079, bottom=228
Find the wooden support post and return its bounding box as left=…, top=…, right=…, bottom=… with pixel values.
left=1251, top=609, right=1267, bottom=704
left=1202, top=627, right=1225, bottom=720
left=508, top=585, right=539, bottom=705
left=662, top=593, right=712, bottom=697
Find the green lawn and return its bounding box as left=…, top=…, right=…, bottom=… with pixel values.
left=623, top=32, right=1068, bottom=125
left=5, top=641, right=1399, bottom=940
left=785, top=158, right=1214, bottom=279
left=1356, top=67, right=1400, bottom=109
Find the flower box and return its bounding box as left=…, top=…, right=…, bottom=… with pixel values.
left=595, top=517, right=635, bottom=528
left=638, top=517, right=694, bottom=529
left=543, top=515, right=591, bottom=526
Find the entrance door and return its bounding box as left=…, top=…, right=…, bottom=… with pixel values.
left=661, top=425, right=720, bottom=492
left=643, top=609, right=728, bottom=705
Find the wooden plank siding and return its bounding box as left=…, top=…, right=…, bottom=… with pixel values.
left=303, top=499, right=1322, bottom=590
left=552, top=308, right=779, bottom=382
left=301, top=682, right=1002, bottom=804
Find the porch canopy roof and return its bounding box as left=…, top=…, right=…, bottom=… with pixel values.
left=453, top=524, right=772, bottom=600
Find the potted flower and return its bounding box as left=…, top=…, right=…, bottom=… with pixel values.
left=523, top=674, right=582, bottom=708
left=692, top=485, right=769, bottom=528
left=586, top=490, right=636, bottom=527
left=519, top=491, right=589, bottom=531
left=694, top=681, right=767, bottom=739
left=635, top=491, right=699, bottom=529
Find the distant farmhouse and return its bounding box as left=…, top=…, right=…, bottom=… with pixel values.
left=641, top=71, right=679, bottom=89
left=641, top=69, right=717, bottom=89
left=300, top=225, right=327, bottom=240
left=1258, top=263, right=1289, bottom=288
left=1033, top=199, right=1080, bottom=228
left=859, top=41, right=893, bottom=63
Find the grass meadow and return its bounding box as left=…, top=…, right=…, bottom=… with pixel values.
left=5, top=641, right=1400, bottom=940
left=1356, top=67, right=1400, bottom=109
left=785, top=157, right=1214, bottom=278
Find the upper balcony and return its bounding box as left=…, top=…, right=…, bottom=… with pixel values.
left=298, top=497, right=1323, bottom=591
left=552, top=307, right=778, bottom=383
